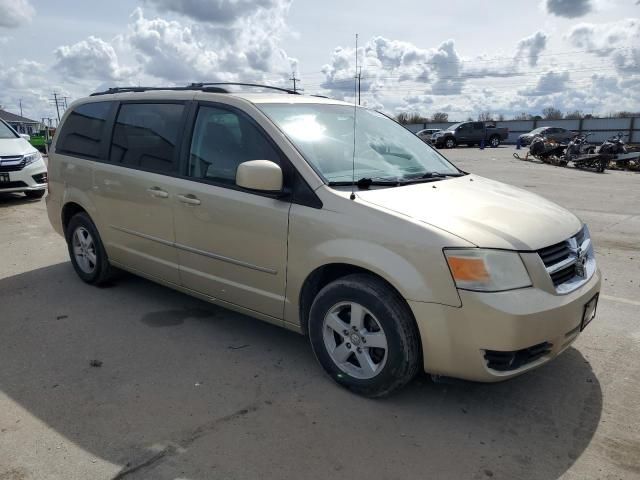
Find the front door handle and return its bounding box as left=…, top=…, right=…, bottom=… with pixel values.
left=177, top=194, right=201, bottom=206
left=147, top=187, right=169, bottom=198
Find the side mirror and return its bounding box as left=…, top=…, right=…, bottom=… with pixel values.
left=20, top=134, right=31, bottom=141
left=236, top=160, right=283, bottom=192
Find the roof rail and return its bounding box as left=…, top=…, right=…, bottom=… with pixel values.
left=90, top=85, right=231, bottom=96
left=90, top=82, right=298, bottom=97
left=188, top=82, right=300, bottom=95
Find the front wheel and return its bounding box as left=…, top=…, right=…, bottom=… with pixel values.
left=308, top=274, right=421, bottom=397
left=445, top=138, right=456, bottom=149
left=489, top=135, right=500, bottom=148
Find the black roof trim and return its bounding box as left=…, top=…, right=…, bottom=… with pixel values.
left=90, top=82, right=300, bottom=97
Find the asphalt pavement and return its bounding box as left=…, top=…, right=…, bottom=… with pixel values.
left=0, top=146, right=638, bottom=480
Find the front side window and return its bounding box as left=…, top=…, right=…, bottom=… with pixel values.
left=0, top=120, right=18, bottom=139
left=110, top=103, right=184, bottom=173
left=188, top=105, right=281, bottom=185
left=258, top=104, right=459, bottom=183
left=56, top=102, right=112, bottom=158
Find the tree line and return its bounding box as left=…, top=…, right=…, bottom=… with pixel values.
left=396, top=109, right=640, bottom=124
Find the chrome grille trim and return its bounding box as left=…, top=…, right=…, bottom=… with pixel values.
left=537, top=225, right=596, bottom=294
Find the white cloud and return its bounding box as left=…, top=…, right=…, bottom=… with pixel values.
left=515, top=31, right=548, bottom=67
left=0, top=0, right=34, bottom=28
left=544, top=0, right=593, bottom=18
left=145, top=0, right=288, bottom=24
left=126, top=7, right=295, bottom=83
left=53, top=36, right=133, bottom=81
left=566, top=19, right=640, bottom=73
left=0, top=59, right=46, bottom=89
left=519, top=71, right=570, bottom=96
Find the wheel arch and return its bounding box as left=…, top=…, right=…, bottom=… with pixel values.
left=61, top=202, right=89, bottom=234
left=298, top=262, right=417, bottom=337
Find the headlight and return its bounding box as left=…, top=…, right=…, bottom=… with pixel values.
left=444, top=249, right=531, bottom=292
left=23, top=152, right=42, bottom=166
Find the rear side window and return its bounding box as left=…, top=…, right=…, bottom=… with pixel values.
left=109, top=103, right=185, bottom=173
left=56, top=102, right=112, bottom=158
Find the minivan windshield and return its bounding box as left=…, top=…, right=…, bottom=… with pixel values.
left=0, top=121, right=19, bottom=139
left=258, top=104, right=460, bottom=184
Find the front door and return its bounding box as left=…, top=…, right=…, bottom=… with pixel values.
left=173, top=104, right=290, bottom=319
left=93, top=102, right=187, bottom=284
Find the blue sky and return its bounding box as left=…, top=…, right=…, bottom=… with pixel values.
left=0, top=0, right=638, bottom=123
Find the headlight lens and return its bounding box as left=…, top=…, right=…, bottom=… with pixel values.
left=23, top=152, right=42, bottom=165
left=444, top=249, right=531, bottom=292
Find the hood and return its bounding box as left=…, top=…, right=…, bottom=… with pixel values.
left=357, top=175, right=581, bottom=250
left=0, top=137, right=36, bottom=157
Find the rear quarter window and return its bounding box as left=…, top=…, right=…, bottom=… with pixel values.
left=56, top=102, right=112, bottom=159
left=109, top=103, right=185, bottom=174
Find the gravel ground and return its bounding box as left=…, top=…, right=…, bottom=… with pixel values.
left=0, top=146, right=639, bottom=480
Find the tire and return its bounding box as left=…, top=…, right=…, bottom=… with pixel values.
left=308, top=274, right=421, bottom=397
left=489, top=135, right=500, bottom=148
left=445, top=138, right=456, bottom=149
left=24, top=189, right=45, bottom=199
left=65, top=212, right=114, bottom=285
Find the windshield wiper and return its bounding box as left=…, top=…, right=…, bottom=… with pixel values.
left=399, top=171, right=466, bottom=184
left=328, top=177, right=400, bottom=189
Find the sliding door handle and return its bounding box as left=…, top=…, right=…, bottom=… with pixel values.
left=177, top=194, right=201, bottom=206
left=147, top=187, right=169, bottom=198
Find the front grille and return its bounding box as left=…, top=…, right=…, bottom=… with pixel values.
left=485, top=342, right=553, bottom=371
left=538, top=241, right=572, bottom=268
left=0, top=156, right=26, bottom=172
left=537, top=226, right=593, bottom=291
left=0, top=181, right=28, bottom=189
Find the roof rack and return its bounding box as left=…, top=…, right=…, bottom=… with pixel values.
left=90, top=82, right=299, bottom=97
left=188, top=82, right=300, bottom=95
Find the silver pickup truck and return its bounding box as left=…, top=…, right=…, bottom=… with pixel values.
left=432, top=121, right=509, bottom=148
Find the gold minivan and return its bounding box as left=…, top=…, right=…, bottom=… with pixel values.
left=46, top=85, right=601, bottom=396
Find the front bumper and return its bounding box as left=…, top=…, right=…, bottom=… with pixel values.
left=0, top=158, right=47, bottom=193
left=409, top=268, right=601, bottom=382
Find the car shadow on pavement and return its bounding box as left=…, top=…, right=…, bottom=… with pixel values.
left=0, top=192, right=42, bottom=208
left=0, top=263, right=602, bottom=480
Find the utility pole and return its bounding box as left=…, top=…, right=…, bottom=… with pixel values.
left=50, top=92, right=66, bottom=122
left=19, top=99, right=23, bottom=117
left=357, top=67, right=362, bottom=106
left=289, top=72, right=300, bottom=93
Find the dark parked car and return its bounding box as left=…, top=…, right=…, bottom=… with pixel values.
left=519, top=127, right=577, bottom=146
left=432, top=122, right=509, bottom=148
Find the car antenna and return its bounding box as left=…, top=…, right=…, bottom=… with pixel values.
left=350, top=33, right=358, bottom=201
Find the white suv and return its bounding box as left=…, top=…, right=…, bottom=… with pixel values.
left=0, top=119, right=48, bottom=198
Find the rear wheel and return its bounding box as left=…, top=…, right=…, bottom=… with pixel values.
left=65, top=212, right=114, bottom=285
left=308, top=274, right=421, bottom=397
left=24, top=189, right=45, bottom=199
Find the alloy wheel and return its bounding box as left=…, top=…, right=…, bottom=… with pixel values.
left=322, top=301, right=388, bottom=380
left=72, top=226, right=97, bottom=274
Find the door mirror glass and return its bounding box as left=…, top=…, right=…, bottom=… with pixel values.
left=236, top=160, right=283, bottom=192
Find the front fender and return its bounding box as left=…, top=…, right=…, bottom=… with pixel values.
left=284, top=201, right=464, bottom=327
